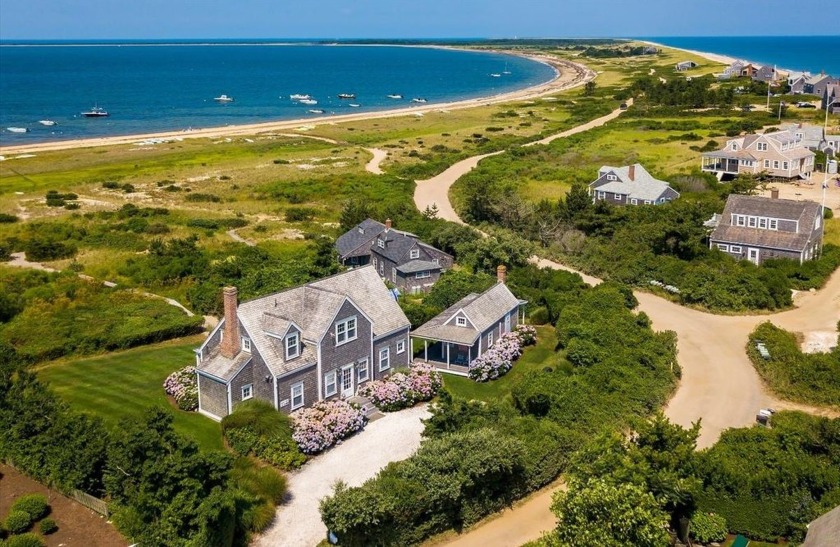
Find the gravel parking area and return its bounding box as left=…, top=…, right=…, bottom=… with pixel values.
left=255, top=403, right=431, bottom=547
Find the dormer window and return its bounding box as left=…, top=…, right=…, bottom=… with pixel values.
left=242, top=338, right=251, bottom=352
left=731, top=143, right=738, bottom=151
left=456, top=316, right=467, bottom=327
left=377, top=239, right=385, bottom=248
left=607, top=174, right=617, bottom=181
left=410, top=249, right=420, bottom=259
left=757, top=142, right=767, bottom=151
left=286, top=333, right=299, bottom=359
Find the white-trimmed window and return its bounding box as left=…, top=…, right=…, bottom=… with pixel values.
left=415, top=270, right=431, bottom=279
left=631, top=198, right=638, bottom=205
left=379, top=347, right=390, bottom=371
left=377, top=239, right=385, bottom=248
left=717, top=244, right=729, bottom=251
left=335, top=317, right=357, bottom=345
left=644, top=200, right=652, bottom=205
left=769, top=219, right=778, bottom=230
left=757, top=142, right=767, bottom=151
left=241, top=384, right=253, bottom=400
left=410, top=249, right=420, bottom=259
left=242, top=337, right=251, bottom=352
left=614, top=193, right=622, bottom=200
left=597, top=191, right=606, bottom=199
left=286, top=333, right=299, bottom=359
left=764, top=159, right=770, bottom=168
left=748, top=216, right=757, bottom=228
left=736, top=215, right=746, bottom=227
left=759, top=218, right=767, bottom=229
left=357, top=359, right=369, bottom=383
left=392, top=269, right=397, bottom=283
left=456, top=316, right=467, bottom=327
left=730, top=245, right=742, bottom=253
left=291, top=382, right=304, bottom=410
left=773, top=160, right=780, bottom=169
left=324, top=371, right=337, bottom=397
left=607, top=174, right=617, bottom=181
left=397, top=340, right=406, bottom=354
left=783, top=161, right=789, bottom=170
left=379, top=262, right=384, bottom=276
left=487, top=331, right=494, bottom=347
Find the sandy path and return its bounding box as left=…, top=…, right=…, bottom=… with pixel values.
left=255, top=404, right=431, bottom=547
left=227, top=228, right=256, bottom=246
left=414, top=152, right=504, bottom=224
left=364, top=147, right=388, bottom=175
left=523, top=98, right=633, bottom=147
left=0, top=56, right=593, bottom=156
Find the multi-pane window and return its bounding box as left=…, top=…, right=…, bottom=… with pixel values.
left=286, top=333, right=299, bottom=359
left=456, top=316, right=467, bottom=327
left=291, top=383, right=304, bottom=410
left=357, top=359, right=369, bottom=383
left=487, top=331, right=494, bottom=347
left=241, top=384, right=253, bottom=400
left=415, top=271, right=431, bottom=279
left=242, top=338, right=251, bottom=352
left=325, top=371, right=337, bottom=396
left=397, top=340, right=406, bottom=354
left=379, top=348, right=390, bottom=371
left=410, top=249, right=420, bottom=259
left=335, top=317, right=357, bottom=345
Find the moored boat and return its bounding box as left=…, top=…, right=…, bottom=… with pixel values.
left=348, top=103, right=361, bottom=108
left=214, top=94, right=234, bottom=103
left=490, top=73, right=501, bottom=78
left=411, top=98, right=428, bottom=103
left=387, top=94, right=403, bottom=99
left=38, top=120, right=57, bottom=126
left=82, top=106, right=109, bottom=117
left=308, top=109, right=325, bottom=114
left=337, top=93, right=356, bottom=99
left=6, top=127, right=28, bottom=133
left=290, top=94, right=312, bottom=100
left=299, top=99, right=318, bottom=105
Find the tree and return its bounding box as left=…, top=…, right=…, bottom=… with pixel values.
left=339, top=199, right=374, bottom=232
left=308, top=236, right=342, bottom=278
left=583, top=81, right=597, bottom=96
left=549, top=479, right=670, bottom=547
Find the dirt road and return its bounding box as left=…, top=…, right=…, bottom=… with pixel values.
left=364, top=147, right=388, bottom=175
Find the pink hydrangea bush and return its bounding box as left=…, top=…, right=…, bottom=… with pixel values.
left=357, top=362, right=442, bottom=412
left=163, top=366, right=199, bottom=411
left=291, top=400, right=366, bottom=454
left=514, top=324, right=537, bottom=347
left=468, top=332, right=523, bottom=382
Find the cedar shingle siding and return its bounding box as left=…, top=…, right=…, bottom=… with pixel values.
left=197, top=374, right=228, bottom=419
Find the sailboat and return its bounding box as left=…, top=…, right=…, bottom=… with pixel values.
left=502, top=61, right=511, bottom=75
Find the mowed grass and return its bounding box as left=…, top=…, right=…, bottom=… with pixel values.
left=443, top=325, right=558, bottom=401
left=37, top=335, right=223, bottom=452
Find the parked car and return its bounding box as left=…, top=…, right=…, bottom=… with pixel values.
left=796, top=102, right=817, bottom=109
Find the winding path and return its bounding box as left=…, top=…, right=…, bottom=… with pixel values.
left=414, top=100, right=840, bottom=546
left=364, top=147, right=388, bottom=175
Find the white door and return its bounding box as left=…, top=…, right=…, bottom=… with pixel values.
left=340, top=364, right=354, bottom=398
left=748, top=248, right=760, bottom=265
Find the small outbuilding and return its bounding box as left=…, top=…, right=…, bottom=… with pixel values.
left=675, top=60, right=698, bottom=71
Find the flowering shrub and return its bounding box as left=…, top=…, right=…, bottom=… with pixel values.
left=163, top=366, right=198, bottom=411
left=514, top=324, right=537, bottom=347
left=358, top=362, right=442, bottom=412
left=291, top=400, right=366, bottom=454
left=469, top=332, right=523, bottom=382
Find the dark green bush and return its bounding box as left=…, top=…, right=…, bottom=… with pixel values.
left=285, top=207, right=317, bottom=222
left=11, top=494, right=49, bottom=520
left=23, top=237, right=77, bottom=261
left=102, top=181, right=121, bottom=189
left=4, top=510, right=33, bottom=534
left=690, top=512, right=727, bottom=544
left=528, top=306, right=549, bottom=325
left=185, top=193, right=222, bottom=203
left=38, top=517, right=58, bottom=535
left=222, top=400, right=306, bottom=471
left=3, top=533, right=45, bottom=547
left=0, top=213, right=19, bottom=223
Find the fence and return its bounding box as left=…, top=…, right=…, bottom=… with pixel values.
left=69, top=489, right=110, bottom=517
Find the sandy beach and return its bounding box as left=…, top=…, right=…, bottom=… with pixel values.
left=640, top=40, right=738, bottom=66
left=0, top=53, right=594, bottom=156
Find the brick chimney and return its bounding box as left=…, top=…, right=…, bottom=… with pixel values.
left=771, top=188, right=780, bottom=200
left=628, top=164, right=636, bottom=181
left=220, top=286, right=241, bottom=359
left=385, top=218, right=392, bottom=231
left=497, top=265, right=507, bottom=284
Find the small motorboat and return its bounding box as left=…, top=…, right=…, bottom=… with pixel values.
left=337, top=93, right=356, bottom=99
left=348, top=103, right=361, bottom=108
left=290, top=94, right=312, bottom=100
left=82, top=106, right=109, bottom=117
left=6, top=127, right=28, bottom=133
left=411, top=98, right=428, bottom=103
left=214, top=94, right=234, bottom=103
left=490, top=73, right=501, bottom=78
left=299, top=99, right=318, bottom=105
left=308, top=109, right=325, bottom=114
left=387, top=94, right=403, bottom=99
left=38, top=120, right=57, bottom=126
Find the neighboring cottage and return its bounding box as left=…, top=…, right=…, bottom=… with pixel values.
left=753, top=65, right=785, bottom=84
left=781, top=123, right=840, bottom=156
left=336, top=218, right=453, bottom=293
left=701, top=130, right=815, bottom=181
left=802, top=504, right=840, bottom=547
left=823, top=83, right=840, bottom=114
left=788, top=71, right=811, bottom=94
left=195, top=266, right=411, bottom=420
left=804, top=74, right=836, bottom=97
left=588, top=164, right=679, bottom=206
left=709, top=191, right=823, bottom=265
left=675, top=60, right=698, bottom=72
left=411, top=266, right=527, bottom=376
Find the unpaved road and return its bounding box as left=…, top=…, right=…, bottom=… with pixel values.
left=364, top=147, right=388, bottom=175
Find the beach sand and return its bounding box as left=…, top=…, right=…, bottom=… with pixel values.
left=0, top=54, right=594, bottom=156
left=640, top=40, right=738, bottom=66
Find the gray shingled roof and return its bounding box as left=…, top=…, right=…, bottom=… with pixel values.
left=803, top=505, right=840, bottom=547
left=198, top=265, right=410, bottom=379
left=589, top=164, right=679, bottom=202
left=412, top=283, right=522, bottom=345
left=335, top=218, right=386, bottom=259
left=396, top=259, right=442, bottom=274
left=710, top=195, right=821, bottom=252
left=374, top=229, right=419, bottom=263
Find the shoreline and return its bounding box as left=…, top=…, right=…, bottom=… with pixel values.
left=640, top=40, right=800, bottom=75
left=0, top=52, right=593, bottom=156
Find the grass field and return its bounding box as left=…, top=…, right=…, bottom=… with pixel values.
left=443, top=325, right=559, bottom=401
left=37, top=335, right=223, bottom=451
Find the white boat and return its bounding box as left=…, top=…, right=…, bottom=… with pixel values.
left=337, top=93, right=356, bottom=99
left=308, top=109, right=325, bottom=114
left=6, top=127, right=28, bottom=133
left=82, top=106, right=109, bottom=117
left=290, top=94, right=312, bottom=100
left=411, top=98, right=428, bottom=103
left=299, top=99, right=318, bottom=105
left=38, top=120, right=57, bottom=126
left=214, top=94, right=234, bottom=103
left=387, top=94, right=403, bottom=99
left=348, top=103, right=361, bottom=108
left=490, top=73, right=501, bottom=78
left=502, top=62, right=511, bottom=75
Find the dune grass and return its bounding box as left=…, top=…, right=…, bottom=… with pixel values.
left=37, top=335, right=223, bottom=451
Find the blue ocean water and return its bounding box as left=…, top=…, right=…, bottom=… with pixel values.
left=0, top=42, right=555, bottom=145
left=646, top=36, right=840, bottom=75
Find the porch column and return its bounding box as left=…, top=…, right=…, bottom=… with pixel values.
left=468, top=346, right=471, bottom=363
left=424, top=340, right=428, bottom=362
left=446, top=343, right=450, bottom=369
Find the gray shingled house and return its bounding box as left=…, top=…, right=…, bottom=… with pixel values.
left=708, top=191, right=823, bottom=265
left=411, top=266, right=527, bottom=376
left=194, top=266, right=411, bottom=420
left=588, top=164, right=680, bottom=206
left=336, top=218, right=453, bottom=293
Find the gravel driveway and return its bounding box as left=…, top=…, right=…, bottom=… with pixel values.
left=255, top=404, right=431, bottom=547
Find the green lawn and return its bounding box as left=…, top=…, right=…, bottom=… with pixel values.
left=37, top=335, right=223, bottom=451
left=442, top=325, right=559, bottom=401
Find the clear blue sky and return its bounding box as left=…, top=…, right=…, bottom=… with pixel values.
left=0, top=0, right=836, bottom=40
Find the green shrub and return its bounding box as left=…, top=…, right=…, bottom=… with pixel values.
left=285, top=207, right=317, bottom=222
left=11, top=494, right=49, bottom=520
left=121, top=183, right=136, bottom=193
left=185, top=193, right=222, bottom=203
left=690, top=512, right=727, bottom=544
left=529, top=306, right=549, bottom=325
left=0, top=213, right=19, bottom=223
left=38, top=517, right=58, bottom=535
left=3, top=533, right=45, bottom=547
left=102, top=181, right=121, bottom=189
left=23, top=237, right=77, bottom=261
left=222, top=400, right=306, bottom=471
left=4, top=510, right=33, bottom=534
